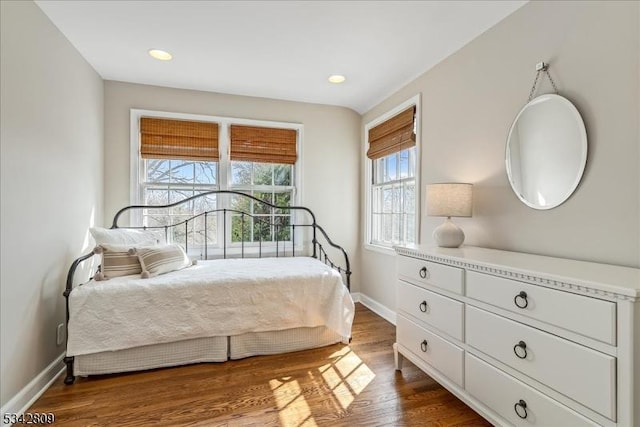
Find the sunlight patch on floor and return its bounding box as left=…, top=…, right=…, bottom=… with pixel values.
left=269, top=347, right=375, bottom=426
left=320, top=347, right=375, bottom=409
left=269, top=377, right=318, bottom=427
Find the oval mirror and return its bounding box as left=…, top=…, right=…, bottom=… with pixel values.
left=505, top=94, right=587, bottom=210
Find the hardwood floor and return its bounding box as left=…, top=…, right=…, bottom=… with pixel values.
left=29, top=304, right=490, bottom=426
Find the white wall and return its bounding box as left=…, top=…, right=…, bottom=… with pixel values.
left=103, top=81, right=361, bottom=291
left=360, top=1, right=640, bottom=313
left=0, top=1, right=103, bottom=408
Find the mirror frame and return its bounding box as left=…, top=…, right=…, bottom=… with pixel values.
left=505, top=94, right=587, bottom=210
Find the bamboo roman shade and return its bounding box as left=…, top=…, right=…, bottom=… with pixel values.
left=230, top=125, right=297, bottom=164
left=140, top=117, right=219, bottom=161
left=367, top=106, right=416, bottom=160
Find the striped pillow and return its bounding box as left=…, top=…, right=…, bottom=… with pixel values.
left=136, top=244, right=191, bottom=278
left=96, top=244, right=142, bottom=280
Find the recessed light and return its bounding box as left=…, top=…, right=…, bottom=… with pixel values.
left=328, top=74, right=346, bottom=84
left=148, top=49, right=173, bottom=61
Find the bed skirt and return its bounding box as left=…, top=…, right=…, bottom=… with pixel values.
left=74, top=326, right=346, bottom=377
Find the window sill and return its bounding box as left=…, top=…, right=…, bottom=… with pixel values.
left=363, top=243, right=397, bottom=256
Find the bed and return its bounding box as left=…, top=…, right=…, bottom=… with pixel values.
left=63, top=190, right=354, bottom=384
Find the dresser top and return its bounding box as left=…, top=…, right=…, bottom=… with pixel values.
left=395, top=245, right=640, bottom=299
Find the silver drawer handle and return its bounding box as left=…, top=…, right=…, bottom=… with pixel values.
left=419, top=300, right=428, bottom=312
left=513, top=341, right=528, bottom=359
left=420, top=339, right=428, bottom=352
left=514, top=399, right=528, bottom=419
left=419, top=266, right=429, bottom=279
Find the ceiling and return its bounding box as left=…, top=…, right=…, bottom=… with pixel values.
left=35, top=1, right=526, bottom=114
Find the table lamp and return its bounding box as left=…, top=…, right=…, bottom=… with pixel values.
left=426, top=183, right=473, bottom=248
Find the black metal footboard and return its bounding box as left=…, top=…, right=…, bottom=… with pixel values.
left=63, top=190, right=351, bottom=384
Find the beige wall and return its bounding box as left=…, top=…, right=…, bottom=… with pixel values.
left=361, top=1, right=640, bottom=312
left=104, top=81, right=361, bottom=290
left=0, top=1, right=104, bottom=407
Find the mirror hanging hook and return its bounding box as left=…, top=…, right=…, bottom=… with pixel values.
left=528, top=61, right=559, bottom=102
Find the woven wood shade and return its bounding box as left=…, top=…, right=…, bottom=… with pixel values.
left=140, top=117, right=219, bottom=161
left=367, top=106, right=416, bottom=160
left=230, top=125, right=297, bottom=164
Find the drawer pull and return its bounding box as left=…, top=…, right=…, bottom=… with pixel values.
left=514, top=399, right=528, bottom=419
left=420, top=340, right=428, bottom=352
left=513, top=341, right=528, bottom=359
left=419, top=301, right=428, bottom=312
left=514, top=291, right=529, bottom=309
left=419, top=267, right=429, bottom=279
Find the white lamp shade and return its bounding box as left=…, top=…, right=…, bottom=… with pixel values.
left=426, top=183, right=473, bottom=217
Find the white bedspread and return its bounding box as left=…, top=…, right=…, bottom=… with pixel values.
left=67, top=257, right=354, bottom=356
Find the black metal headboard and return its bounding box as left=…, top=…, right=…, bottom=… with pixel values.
left=109, top=190, right=350, bottom=285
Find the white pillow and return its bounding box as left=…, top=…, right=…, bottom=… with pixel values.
left=90, top=227, right=164, bottom=246
left=135, top=244, right=191, bottom=278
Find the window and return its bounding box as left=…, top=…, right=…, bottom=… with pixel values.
left=132, top=111, right=301, bottom=253
left=371, top=147, right=416, bottom=245
left=365, top=98, right=419, bottom=250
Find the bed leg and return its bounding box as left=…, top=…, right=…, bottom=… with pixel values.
left=63, top=356, right=75, bottom=385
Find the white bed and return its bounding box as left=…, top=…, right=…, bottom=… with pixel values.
left=67, top=256, right=354, bottom=378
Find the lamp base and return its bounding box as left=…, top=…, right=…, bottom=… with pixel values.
left=433, top=217, right=465, bottom=248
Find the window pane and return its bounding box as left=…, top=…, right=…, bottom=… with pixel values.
left=230, top=192, right=251, bottom=213
left=393, top=185, right=401, bottom=213
left=146, top=159, right=171, bottom=183
left=382, top=214, right=393, bottom=242
left=274, top=191, right=291, bottom=214
left=169, top=189, right=193, bottom=216
left=145, top=188, right=169, bottom=206
left=253, top=192, right=273, bottom=214
left=399, top=150, right=409, bottom=178
left=275, top=215, right=290, bottom=241
left=254, top=163, right=273, bottom=185
left=169, top=216, right=193, bottom=245
left=274, top=164, right=291, bottom=186
left=392, top=213, right=400, bottom=242
left=194, top=162, right=217, bottom=184
left=383, top=188, right=392, bottom=213
left=171, top=160, right=194, bottom=184
left=231, top=161, right=252, bottom=185
left=193, top=193, right=216, bottom=214
left=404, top=181, right=415, bottom=213
left=253, top=217, right=272, bottom=242
left=231, top=214, right=251, bottom=243
left=387, top=154, right=398, bottom=181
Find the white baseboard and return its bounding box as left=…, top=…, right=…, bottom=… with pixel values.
left=1, top=353, right=64, bottom=427
left=352, top=292, right=396, bottom=325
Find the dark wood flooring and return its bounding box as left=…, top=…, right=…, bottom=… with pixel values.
left=29, top=303, right=490, bottom=426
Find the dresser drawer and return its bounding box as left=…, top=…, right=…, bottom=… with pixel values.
left=466, top=271, right=616, bottom=345
left=397, top=255, right=464, bottom=295
left=397, top=315, right=464, bottom=387
left=466, top=353, right=598, bottom=427
left=465, top=306, right=616, bottom=420
left=397, top=280, right=463, bottom=340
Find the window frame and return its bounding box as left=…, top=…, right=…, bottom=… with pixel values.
left=363, top=95, right=421, bottom=255
left=130, top=109, right=304, bottom=253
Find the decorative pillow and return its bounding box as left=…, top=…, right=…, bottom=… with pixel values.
left=134, top=244, right=191, bottom=278
left=93, top=244, right=142, bottom=281
left=90, top=227, right=164, bottom=246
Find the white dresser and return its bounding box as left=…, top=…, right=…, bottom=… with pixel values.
left=393, top=246, right=640, bottom=427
